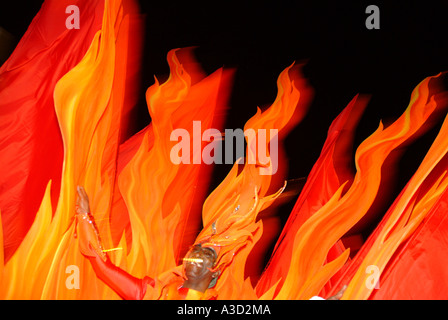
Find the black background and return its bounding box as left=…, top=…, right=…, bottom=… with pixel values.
left=2, top=0, right=448, bottom=241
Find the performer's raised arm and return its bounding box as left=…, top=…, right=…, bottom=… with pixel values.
left=75, top=186, right=154, bottom=300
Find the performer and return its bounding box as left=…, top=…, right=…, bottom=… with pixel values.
left=75, top=186, right=220, bottom=300
left=75, top=186, right=345, bottom=300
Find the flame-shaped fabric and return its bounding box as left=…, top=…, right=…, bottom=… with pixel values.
left=256, top=94, right=368, bottom=297
left=193, top=64, right=309, bottom=299
left=271, top=73, right=448, bottom=300
left=1, top=0, right=448, bottom=300
left=0, top=0, right=105, bottom=263
left=0, top=0, right=143, bottom=299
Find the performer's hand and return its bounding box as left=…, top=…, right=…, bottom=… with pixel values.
left=327, top=285, right=347, bottom=300
left=75, top=186, right=106, bottom=261
left=76, top=186, right=90, bottom=215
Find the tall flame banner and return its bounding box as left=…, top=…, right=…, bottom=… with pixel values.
left=1, top=0, right=448, bottom=300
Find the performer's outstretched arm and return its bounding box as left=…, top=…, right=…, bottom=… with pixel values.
left=75, top=186, right=154, bottom=300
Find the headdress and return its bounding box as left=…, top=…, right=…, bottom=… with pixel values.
left=194, top=162, right=287, bottom=273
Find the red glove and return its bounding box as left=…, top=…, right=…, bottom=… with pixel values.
left=75, top=186, right=154, bottom=299
left=76, top=215, right=154, bottom=299
left=86, top=244, right=154, bottom=300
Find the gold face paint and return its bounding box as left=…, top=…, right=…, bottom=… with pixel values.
left=182, top=257, right=204, bottom=264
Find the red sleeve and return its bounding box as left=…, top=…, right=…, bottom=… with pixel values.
left=86, top=245, right=154, bottom=300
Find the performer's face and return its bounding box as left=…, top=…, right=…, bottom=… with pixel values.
left=183, top=244, right=217, bottom=281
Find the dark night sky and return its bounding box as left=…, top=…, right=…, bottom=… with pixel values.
left=2, top=0, right=448, bottom=237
